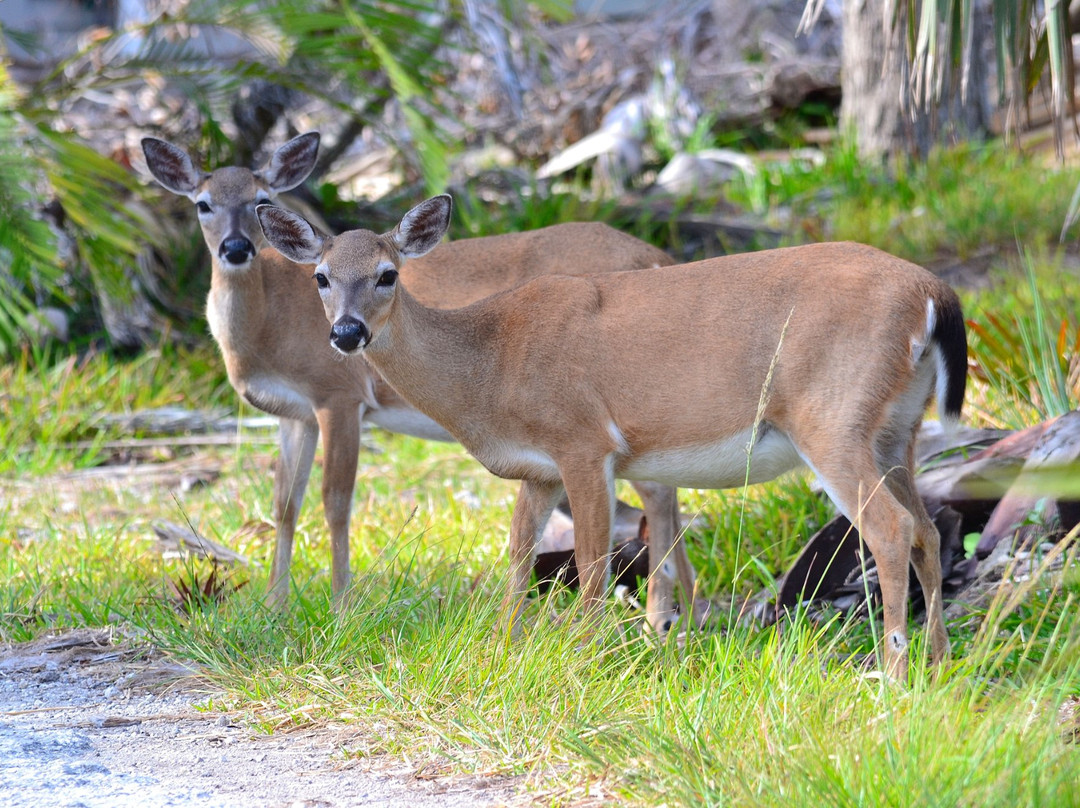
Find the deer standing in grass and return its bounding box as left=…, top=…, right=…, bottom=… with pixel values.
left=257, top=194, right=968, bottom=678
left=141, top=136, right=695, bottom=629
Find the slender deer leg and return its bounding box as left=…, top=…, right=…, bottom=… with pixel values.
left=314, top=405, right=361, bottom=603
left=881, top=451, right=950, bottom=666
left=267, top=417, right=319, bottom=607
left=811, top=451, right=915, bottom=679
left=630, top=481, right=697, bottom=635
left=561, top=459, right=617, bottom=628
left=863, top=506, right=915, bottom=679
left=503, top=478, right=565, bottom=635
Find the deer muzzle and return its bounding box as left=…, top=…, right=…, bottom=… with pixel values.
left=219, top=237, right=255, bottom=267
left=330, top=316, right=370, bottom=354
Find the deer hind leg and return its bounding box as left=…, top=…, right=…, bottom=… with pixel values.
left=810, top=449, right=916, bottom=680
left=315, top=405, right=361, bottom=606
left=268, top=417, right=319, bottom=607
left=630, top=480, right=698, bottom=636
left=503, top=478, right=565, bottom=637
left=879, top=441, right=950, bottom=666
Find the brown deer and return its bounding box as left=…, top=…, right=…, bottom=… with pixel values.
left=257, top=194, right=968, bottom=678
left=141, top=137, right=696, bottom=631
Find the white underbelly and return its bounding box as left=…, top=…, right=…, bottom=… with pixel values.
left=365, top=405, right=453, bottom=442
left=470, top=438, right=561, bottom=481
left=242, top=374, right=315, bottom=422
left=618, top=426, right=803, bottom=489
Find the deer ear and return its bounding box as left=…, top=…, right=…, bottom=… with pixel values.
left=141, top=138, right=204, bottom=197
left=392, top=194, right=452, bottom=259
left=261, top=132, right=320, bottom=194
left=256, top=204, right=326, bottom=265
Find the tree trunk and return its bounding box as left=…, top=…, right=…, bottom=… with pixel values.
left=842, top=0, right=993, bottom=160
left=840, top=0, right=905, bottom=159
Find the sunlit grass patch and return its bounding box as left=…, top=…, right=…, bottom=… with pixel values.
left=727, top=140, right=1078, bottom=265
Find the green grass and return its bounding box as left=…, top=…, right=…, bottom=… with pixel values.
left=963, top=249, right=1080, bottom=427
left=3, top=339, right=1078, bottom=803
left=3, top=143, right=1080, bottom=804
left=727, top=139, right=1079, bottom=264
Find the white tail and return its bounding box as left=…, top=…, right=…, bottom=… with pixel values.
left=257, top=194, right=969, bottom=678
left=142, top=141, right=695, bottom=629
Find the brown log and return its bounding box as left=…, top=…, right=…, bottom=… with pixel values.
left=975, top=410, right=1080, bottom=558
left=533, top=499, right=648, bottom=593
left=151, top=520, right=250, bottom=567
left=914, top=422, right=1012, bottom=467
left=772, top=503, right=963, bottom=622
left=916, top=419, right=1057, bottom=537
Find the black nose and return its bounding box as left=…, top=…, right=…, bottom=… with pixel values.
left=219, top=237, right=255, bottom=266
left=330, top=317, right=370, bottom=353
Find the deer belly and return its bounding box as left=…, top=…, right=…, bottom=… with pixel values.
left=470, top=439, right=561, bottom=482
left=365, top=405, right=453, bottom=442
left=241, top=375, right=315, bottom=422
left=618, top=426, right=803, bottom=489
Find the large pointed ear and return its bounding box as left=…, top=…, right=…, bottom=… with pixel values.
left=256, top=204, right=327, bottom=265
left=260, top=132, right=320, bottom=194
left=391, top=194, right=452, bottom=259
left=141, top=137, right=204, bottom=197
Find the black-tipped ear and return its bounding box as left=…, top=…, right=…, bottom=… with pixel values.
left=141, top=137, right=204, bottom=196
left=256, top=204, right=326, bottom=265
left=261, top=132, right=320, bottom=194
left=392, top=194, right=452, bottom=259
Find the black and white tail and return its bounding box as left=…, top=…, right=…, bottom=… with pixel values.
left=931, top=289, right=968, bottom=424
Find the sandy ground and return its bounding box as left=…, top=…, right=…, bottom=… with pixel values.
left=0, top=630, right=521, bottom=807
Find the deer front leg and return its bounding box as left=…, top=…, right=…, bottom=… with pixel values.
left=561, top=459, right=617, bottom=628
left=502, top=478, right=564, bottom=637
left=267, top=417, right=319, bottom=608
left=314, top=404, right=361, bottom=604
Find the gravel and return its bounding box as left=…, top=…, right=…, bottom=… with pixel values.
left=0, top=631, right=520, bottom=807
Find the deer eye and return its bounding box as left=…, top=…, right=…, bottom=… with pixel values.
left=376, top=269, right=398, bottom=288
left=313, top=272, right=329, bottom=289
left=196, top=201, right=212, bottom=214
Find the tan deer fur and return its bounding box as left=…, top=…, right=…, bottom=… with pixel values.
left=141, top=137, right=696, bottom=629
left=257, top=194, right=968, bottom=679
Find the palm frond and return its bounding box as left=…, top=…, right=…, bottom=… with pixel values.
left=0, top=64, right=61, bottom=354
left=904, top=0, right=1075, bottom=152
left=2, top=0, right=458, bottom=353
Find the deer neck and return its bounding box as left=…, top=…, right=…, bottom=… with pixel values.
left=364, top=289, right=488, bottom=435
left=205, top=257, right=269, bottom=369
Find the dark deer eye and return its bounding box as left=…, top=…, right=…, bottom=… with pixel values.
left=376, top=269, right=398, bottom=288
left=313, top=272, right=329, bottom=289
left=196, top=201, right=212, bottom=214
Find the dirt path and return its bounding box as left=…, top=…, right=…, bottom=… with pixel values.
left=0, top=630, right=520, bottom=807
